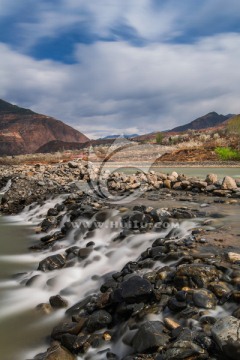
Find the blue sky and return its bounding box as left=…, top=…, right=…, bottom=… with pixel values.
left=0, top=0, right=240, bottom=138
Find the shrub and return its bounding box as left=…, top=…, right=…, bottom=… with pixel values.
left=215, top=147, right=240, bottom=161
left=199, top=134, right=211, bottom=142
left=156, top=132, right=164, bottom=144
left=213, top=133, right=220, bottom=140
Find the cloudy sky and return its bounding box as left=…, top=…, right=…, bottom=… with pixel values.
left=0, top=0, right=240, bottom=138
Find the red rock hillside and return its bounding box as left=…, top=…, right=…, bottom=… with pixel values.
left=0, top=99, right=89, bottom=156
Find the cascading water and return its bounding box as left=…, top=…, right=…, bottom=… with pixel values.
left=0, top=193, right=200, bottom=360
left=0, top=179, right=12, bottom=195
left=1, top=186, right=240, bottom=360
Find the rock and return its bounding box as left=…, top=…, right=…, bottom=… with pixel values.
left=167, top=298, right=187, bottom=312
left=35, top=303, right=52, bottom=315
left=192, top=289, right=217, bottom=309
left=172, top=208, right=195, bottom=219
left=212, top=316, right=240, bottom=360
left=162, top=340, right=208, bottom=360
left=213, top=189, right=232, bottom=196
left=38, top=181, right=45, bottom=186
left=34, top=344, right=76, bottom=360
left=120, top=276, right=153, bottom=303
left=222, top=176, right=237, bottom=190
left=52, top=322, right=86, bottom=340
left=205, top=173, right=218, bottom=184
left=232, top=307, right=240, bottom=319
left=171, top=171, right=178, bottom=178
left=206, top=184, right=217, bottom=192
left=66, top=296, right=92, bottom=315
left=191, top=180, right=208, bottom=189
left=38, top=254, right=66, bottom=272
left=61, top=334, right=89, bottom=354
left=78, top=247, right=92, bottom=259
left=87, top=310, right=112, bottom=332
left=227, top=252, right=240, bottom=264
left=208, top=281, right=231, bottom=298
left=68, top=161, right=79, bottom=169
left=47, top=208, right=59, bottom=216
left=164, top=318, right=181, bottom=330
left=49, top=295, right=68, bottom=308
left=174, top=264, right=220, bottom=289
left=132, top=321, right=170, bottom=352
left=164, top=179, right=172, bottom=189
left=172, top=182, right=182, bottom=190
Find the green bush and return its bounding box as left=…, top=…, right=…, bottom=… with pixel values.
left=156, top=132, right=164, bottom=144
left=215, top=147, right=240, bottom=161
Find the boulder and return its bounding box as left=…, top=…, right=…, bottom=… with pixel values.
left=87, top=310, right=112, bottom=332
left=120, top=276, right=153, bottom=303
left=38, top=254, right=66, bottom=272
left=34, top=344, right=76, bottom=360
left=174, top=264, right=220, bottom=289
left=205, top=173, right=218, bottom=184
left=192, top=289, right=217, bottom=309
left=49, top=295, right=68, bottom=308
left=227, top=252, right=240, bottom=264
left=212, top=316, right=240, bottom=360
left=162, top=340, right=208, bottom=360
left=132, top=321, right=170, bottom=352
left=222, top=176, right=237, bottom=190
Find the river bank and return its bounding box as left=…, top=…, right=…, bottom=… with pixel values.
left=0, top=160, right=240, bottom=360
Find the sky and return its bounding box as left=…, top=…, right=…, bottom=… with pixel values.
left=0, top=0, right=240, bottom=138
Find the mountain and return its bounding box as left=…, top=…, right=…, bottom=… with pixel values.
left=169, top=112, right=233, bottom=133
left=102, top=134, right=139, bottom=140
left=36, top=140, right=86, bottom=153
left=0, top=99, right=89, bottom=156
left=35, top=138, right=116, bottom=153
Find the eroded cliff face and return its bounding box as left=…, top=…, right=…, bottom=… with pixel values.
left=0, top=100, right=89, bottom=156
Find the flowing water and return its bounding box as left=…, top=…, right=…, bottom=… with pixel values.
left=0, top=176, right=240, bottom=359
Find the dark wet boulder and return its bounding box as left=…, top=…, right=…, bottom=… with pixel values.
left=174, top=264, right=221, bottom=289
left=212, top=316, right=240, bottom=360
left=162, top=340, right=208, bottom=359
left=38, top=254, right=66, bottom=272
left=120, top=276, right=153, bottom=303
left=132, top=321, right=170, bottom=353
left=122, top=211, right=152, bottom=230
left=232, top=307, right=240, bottom=319
left=208, top=281, right=231, bottom=298
left=172, top=208, right=195, bottom=219
left=100, top=278, right=118, bottom=293
left=41, top=217, right=57, bottom=232
left=192, top=289, right=217, bottom=309
left=167, top=298, right=187, bottom=312
left=66, top=296, right=92, bottom=316
left=47, top=208, right=59, bottom=216
left=49, top=295, right=68, bottom=308
left=61, top=221, right=73, bottom=234
left=61, top=334, right=89, bottom=354
left=51, top=321, right=86, bottom=340
left=86, top=310, right=112, bottom=332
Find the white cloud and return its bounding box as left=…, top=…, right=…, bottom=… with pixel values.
left=4, top=0, right=240, bottom=51
left=0, top=32, right=240, bottom=138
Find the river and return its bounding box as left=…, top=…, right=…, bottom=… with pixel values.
left=0, top=169, right=240, bottom=359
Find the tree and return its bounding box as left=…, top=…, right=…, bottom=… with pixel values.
left=156, top=132, right=164, bottom=144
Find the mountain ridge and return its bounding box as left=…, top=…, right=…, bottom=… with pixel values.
left=0, top=99, right=89, bottom=156
left=168, top=111, right=233, bottom=133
